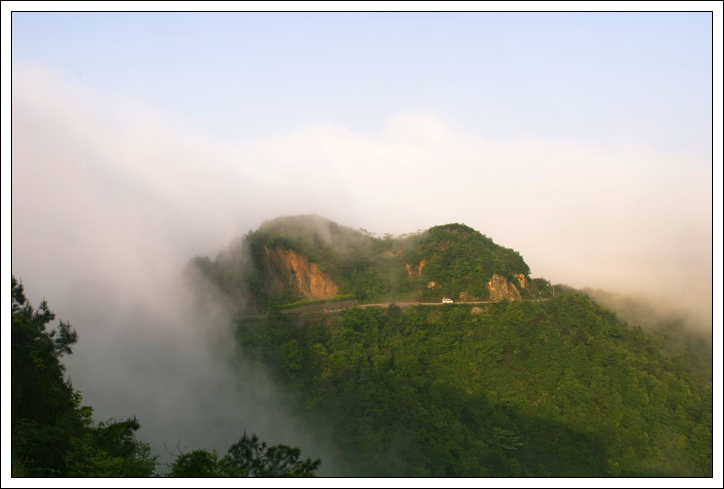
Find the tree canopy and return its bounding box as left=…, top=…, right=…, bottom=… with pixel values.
left=235, top=293, right=712, bottom=477
left=11, top=276, right=157, bottom=477
left=168, top=432, right=321, bottom=477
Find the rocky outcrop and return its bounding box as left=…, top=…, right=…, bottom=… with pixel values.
left=263, top=246, right=338, bottom=300
left=514, top=273, right=527, bottom=289
left=487, top=274, right=521, bottom=301
left=405, top=259, right=426, bottom=278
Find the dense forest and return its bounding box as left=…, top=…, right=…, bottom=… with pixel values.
left=190, top=215, right=713, bottom=477
left=234, top=296, right=712, bottom=477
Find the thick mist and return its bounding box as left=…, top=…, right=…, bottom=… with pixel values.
left=9, top=65, right=344, bottom=473
left=9, top=64, right=715, bottom=472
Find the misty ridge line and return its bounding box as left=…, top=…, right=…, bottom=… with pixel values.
left=200, top=215, right=713, bottom=477
left=205, top=213, right=711, bottom=338
left=9, top=63, right=713, bottom=475
left=11, top=63, right=712, bottom=315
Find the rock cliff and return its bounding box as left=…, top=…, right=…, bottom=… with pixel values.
left=514, top=273, right=527, bottom=289
left=263, top=246, right=339, bottom=300
left=405, top=259, right=426, bottom=278
left=487, top=274, right=522, bottom=301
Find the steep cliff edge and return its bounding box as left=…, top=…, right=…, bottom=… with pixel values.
left=263, top=246, right=339, bottom=300
left=486, top=274, right=522, bottom=301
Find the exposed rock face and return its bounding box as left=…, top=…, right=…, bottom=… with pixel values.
left=405, top=259, right=426, bottom=278
left=507, top=281, right=522, bottom=300
left=427, top=281, right=437, bottom=289
left=487, top=274, right=521, bottom=301
left=263, top=246, right=338, bottom=299
left=514, top=273, right=527, bottom=289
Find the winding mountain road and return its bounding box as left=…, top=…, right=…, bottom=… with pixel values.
left=233, top=299, right=549, bottom=320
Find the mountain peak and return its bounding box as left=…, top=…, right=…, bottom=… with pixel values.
left=193, top=215, right=549, bottom=312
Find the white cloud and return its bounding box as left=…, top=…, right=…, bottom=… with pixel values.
left=8, top=62, right=713, bottom=464
left=12, top=63, right=712, bottom=317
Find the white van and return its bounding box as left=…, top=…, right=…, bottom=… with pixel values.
left=442, top=298, right=453, bottom=303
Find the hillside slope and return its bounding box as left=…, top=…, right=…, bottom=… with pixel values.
left=189, top=215, right=712, bottom=477
left=235, top=297, right=712, bottom=477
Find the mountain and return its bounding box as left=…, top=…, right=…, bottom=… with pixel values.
left=190, top=215, right=713, bottom=477
left=191, top=214, right=552, bottom=313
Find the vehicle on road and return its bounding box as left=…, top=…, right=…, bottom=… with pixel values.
left=442, top=298, right=453, bottom=303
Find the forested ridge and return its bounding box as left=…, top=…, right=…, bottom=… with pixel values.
left=195, top=214, right=714, bottom=477
left=235, top=296, right=712, bottom=477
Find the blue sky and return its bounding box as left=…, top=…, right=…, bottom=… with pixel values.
left=12, top=12, right=713, bottom=154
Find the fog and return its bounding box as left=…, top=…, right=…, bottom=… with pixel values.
left=8, top=63, right=715, bottom=471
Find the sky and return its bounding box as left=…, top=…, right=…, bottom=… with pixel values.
left=4, top=6, right=722, bottom=484
left=9, top=11, right=715, bottom=155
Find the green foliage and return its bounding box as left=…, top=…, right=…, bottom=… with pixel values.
left=11, top=276, right=157, bottom=477
left=12, top=276, right=84, bottom=474
left=168, top=449, right=230, bottom=477
left=64, top=417, right=157, bottom=477
left=167, top=434, right=322, bottom=478
left=412, top=223, right=530, bottom=302
left=235, top=295, right=712, bottom=477
left=64, top=439, right=125, bottom=477
left=225, top=431, right=321, bottom=477
left=190, top=216, right=711, bottom=476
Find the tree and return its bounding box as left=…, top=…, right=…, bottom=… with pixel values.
left=65, top=417, right=157, bottom=477
left=166, top=433, right=321, bottom=477
left=11, top=275, right=83, bottom=474
left=168, top=449, right=228, bottom=477
left=11, top=275, right=157, bottom=477
left=224, top=432, right=321, bottom=477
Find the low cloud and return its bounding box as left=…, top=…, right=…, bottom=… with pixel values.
left=9, top=63, right=712, bottom=465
